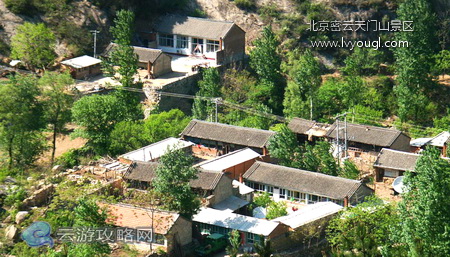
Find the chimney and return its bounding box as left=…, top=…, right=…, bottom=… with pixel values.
left=239, top=174, right=243, bottom=183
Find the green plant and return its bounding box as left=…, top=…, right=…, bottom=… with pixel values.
left=4, top=186, right=27, bottom=208
left=253, top=192, right=272, bottom=208
left=266, top=201, right=288, bottom=220
left=226, top=230, right=240, bottom=257
left=56, top=149, right=80, bottom=168
left=234, top=0, right=255, bottom=9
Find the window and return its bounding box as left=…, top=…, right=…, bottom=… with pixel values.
left=279, top=188, right=286, bottom=199
left=176, top=36, right=188, bottom=48
left=206, top=40, right=220, bottom=52
left=266, top=185, right=273, bottom=196
left=153, top=233, right=165, bottom=245
left=192, top=38, right=203, bottom=54
left=246, top=233, right=255, bottom=244
left=159, top=34, right=174, bottom=47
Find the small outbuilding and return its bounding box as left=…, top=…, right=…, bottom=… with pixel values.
left=61, top=55, right=102, bottom=79
left=103, top=43, right=173, bottom=78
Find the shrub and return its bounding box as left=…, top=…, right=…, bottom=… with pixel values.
left=56, top=149, right=81, bottom=168
left=4, top=186, right=27, bottom=207
left=253, top=192, right=272, bottom=208
left=4, top=0, right=33, bottom=15
left=266, top=201, right=288, bottom=220
left=234, top=0, right=256, bottom=10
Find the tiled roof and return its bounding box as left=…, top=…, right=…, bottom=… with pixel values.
left=181, top=120, right=275, bottom=148
left=326, top=122, right=408, bottom=147
left=103, top=43, right=166, bottom=63
left=243, top=161, right=366, bottom=200
left=99, top=203, right=180, bottom=234
left=373, top=148, right=420, bottom=171
left=288, top=118, right=316, bottom=135
left=154, top=15, right=242, bottom=40
left=124, top=161, right=225, bottom=191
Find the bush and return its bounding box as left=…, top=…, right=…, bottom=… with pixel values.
left=266, top=201, right=288, bottom=220
left=234, top=0, right=256, bottom=10
left=4, top=0, right=33, bottom=15
left=4, top=186, right=27, bottom=207
left=56, top=149, right=81, bottom=168
left=253, top=192, right=272, bottom=208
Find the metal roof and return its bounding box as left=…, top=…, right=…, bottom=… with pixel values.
left=120, top=137, right=194, bottom=162
left=193, top=207, right=281, bottom=236
left=273, top=202, right=342, bottom=229
left=61, top=55, right=101, bottom=69
left=212, top=195, right=249, bottom=213
left=197, top=148, right=260, bottom=171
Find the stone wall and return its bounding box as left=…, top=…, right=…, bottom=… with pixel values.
left=157, top=73, right=201, bottom=114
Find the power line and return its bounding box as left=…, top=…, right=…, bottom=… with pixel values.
left=116, top=86, right=439, bottom=135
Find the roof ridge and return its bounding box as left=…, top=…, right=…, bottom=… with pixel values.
left=381, top=148, right=421, bottom=156
left=190, top=119, right=276, bottom=134
left=254, top=161, right=361, bottom=184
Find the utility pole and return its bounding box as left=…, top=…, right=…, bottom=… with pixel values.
left=344, top=113, right=348, bottom=158
left=90, top=30, right=100, bottom=58
left=213, top=97, right=222, bottom=123
left=336, top=118, right=340, bottom=166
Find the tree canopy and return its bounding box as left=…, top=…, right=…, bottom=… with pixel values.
left=11, top=22, right=56, bottom=70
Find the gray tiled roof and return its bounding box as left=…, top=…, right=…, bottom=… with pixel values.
left=288, top=118, right=316, bottom=135
left=181, top=120, right=276, bottom=148
left=154, top=15, right=241, bottom=40
left=243, top=161, right=365, bottom=200
left=103, top=43, right=165, bottom=63
left=373, top=148, right=419, bottom=172
left=124, top=161, right=224, bottom=190
left=326, top=122, right=407, bottom=147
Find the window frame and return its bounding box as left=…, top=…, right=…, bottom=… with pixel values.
left=159, top=33, right=174, bottom=47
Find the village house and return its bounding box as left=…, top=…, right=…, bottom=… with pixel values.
left=195, top=148, right=262, bottom=180
left=325, top=122, right=411, bottom=172
left=103, top=43, right=172, bottom=78
left=373, top=148, right=420, bottom=182
left=123, top=161, right=235, bottom=207
left=118, top=137, right=194, bottom=164
left=243, top=161, right=374, bottom=207
left=410, top=131, right=450, bottom=157
left=140, top=15, right=246, bottom=65
left=61, top=55, right=102, bottom=79
left=287, top=117, right=330, bottom=143
left=180, top=120, right=276, bottom=157
left=192, top=207, right=290, bottom=250
left=99, top=203, right=192, bottom=255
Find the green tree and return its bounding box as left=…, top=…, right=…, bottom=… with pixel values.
left=192, top=68, right=221, bottom=121
left=254, top=237, right=274, bottom=257
left=283, top=49, right=321, bottom=120
left=266, top=201, right=287, bottom=220
left=39, top=72, right=74, bottom=165
left=108, top=109, right=190, bottom=155
left=153, top=147, right=200, bottom=218
left=0, top=74, right=46, bottom=168
left=342, top=47, right=384, bottom=76
left=72, top=93, right=137, bottom=154
left=226, top=230, right=241, bottom=257
left=267, top=125, right=302, bottom=168
left=394, top=0, right=437, bottom=122
left=10, top=22, right=56, bottom=70
left=397, top=147, right=450, bottom=256
left=434, top=50, right=450, bottom=78
left=253, top=192, right=272, bottom=208
left=327, top=197, right=399, bottom=257
left=249, top=26, right=285, bottom=114
left=102, top=9, right=138, bottom=88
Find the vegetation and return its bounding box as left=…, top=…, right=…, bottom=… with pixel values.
left=102, top=9, right=139, bottom=88
left=226, top=230, right=240, bottom=257
left=153, top=147, right=200, bottom=218
left=327, top=197, right=399, bottom=256
left=39, top=72, right=74, bottom=165
left=396, top=147, right=450, bottom=256
left=192, top=68, right=221, bottom=121
left=10, top=23, right=56, bottom=70
left=266, top=201, right=288, bottom=220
